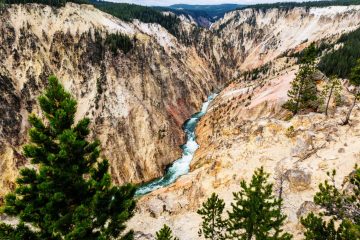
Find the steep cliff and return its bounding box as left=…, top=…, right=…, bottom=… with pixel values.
left=2, top=3, right=360, bottom=238
left=127, top=5, right=360, bottom=240
left=211, top=5, right=360, bottom=76
left=129, top=59, right=360, bottom=240
left=0, top=3, right=221, bottom=199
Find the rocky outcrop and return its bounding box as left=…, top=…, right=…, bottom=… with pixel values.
left=285, top=169, right=312, bottom=191
left=211, top=5, right=360, bottom=76
left=0, top=3, right=222, bottom=195
left=128, top=61, right=360, bottom=239
left=3, top=3, right=360, bottom=239
left=296, top=201, right=318, bottom=219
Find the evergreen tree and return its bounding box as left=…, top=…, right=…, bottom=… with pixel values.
left=321, top=75, right=342, bottom=116
left=0, top=222, right=38, bottom=240
left=93, top=1, right=181, bottom=38
left=197, top=193, right=227, bottom=240
left=0, top=76, right=136, bottom=239
left=301, top=167, right=360, bottom=239
left=155, top=225, right=178, bottom=240
left=343, top=59, right=360, bottom=124
left=283, top=44, right=318, bottom=114
left=227, top=167, right=292, bottom=240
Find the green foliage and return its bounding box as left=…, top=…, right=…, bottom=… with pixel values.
left=0, top=222, right=38, bottom=240
left=301, top=213, right=359, bottom=240
left=227, top=167, right=292, bottom=240
left=0, top=76, right=136, bottom=239
left=197, top=193, right=227, bottom=240
left=285, top=126, right=296, bottom=138
left=4, top=0, right=88, bottom=7
left=319, top=27, right=360, bottom=79
left=301, top=167, right=360, bottom=239
left=92, top=1, right=181, bottom=38
left=350, top=59, right=360, bottom=87
left=105, top=32, right=133, bottom=55
left=283, top=44, right=318, bottom=114
left=155, top=225, right=178, bottom=240
left=343, top=59, right=360, bottom=124
left=320, top=75, right=342, bottom=115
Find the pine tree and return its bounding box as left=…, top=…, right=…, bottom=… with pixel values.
left=0, top=222, right=38, bottom=240
left=301, top=167, right=360, bottom=239
left=343, top=59, right=360, bottom=124
left=155, top=225, right=179, bottom=240
left=197, top=193, right=227, bottom=240
left=283, top=43, right=318, bottom=114
left=321, top=75, right=342, bottom=116
left=0, top=76, right=136, bottom=239
left=227, top=167, right=292, bottom=240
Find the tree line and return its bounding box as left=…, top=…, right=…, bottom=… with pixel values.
left=1, top=0, right=182, bottom=39
left=2, top=0, right=87, bottom=7
left=318, top=27, right=360, bottom=79
left=239, top=0, right=360, bottom=12
left=91, top=1, right=182, bottom=38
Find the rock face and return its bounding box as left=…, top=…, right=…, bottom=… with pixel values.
left=211, top=5, right=360, bottom=75
left=296, top=201, right=318, bottom=219
left=0, top=3, right=222, bottom=196
left=128, top=61, right=360, bottom=239
left=2, top=3, right=360, bottom=239
left=285, top=169, right=312, bottom=191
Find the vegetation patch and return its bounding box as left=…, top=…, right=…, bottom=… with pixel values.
left=104, top=32, right=133, bottom=55
left=3, top=0, right=88, bottom=7
left=319, top=27, right=360, bottom=79
left=92, top=1, right=181, bottom=38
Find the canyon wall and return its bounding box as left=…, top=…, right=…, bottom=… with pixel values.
left=0, top=3, right=222, bottom=199
left=2, top=4, right=360, bottom=238
left=211, top=5, right=360, bottom=76
left=128, top=5, right=360, bottom=239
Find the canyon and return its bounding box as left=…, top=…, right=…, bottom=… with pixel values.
left=0, top=3, right=221, bottom=199
left=1, top=2, right=360, bottom=239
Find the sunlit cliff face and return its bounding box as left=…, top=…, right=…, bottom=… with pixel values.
left=1, top=3, right=360, bottom=239
left=0, top=3, right=222, bottom=199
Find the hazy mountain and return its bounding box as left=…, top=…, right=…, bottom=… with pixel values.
left=156, top=3, right=244, bottom=27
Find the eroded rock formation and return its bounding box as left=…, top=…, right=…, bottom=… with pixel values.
left=0, top=3, right=221, bottom=197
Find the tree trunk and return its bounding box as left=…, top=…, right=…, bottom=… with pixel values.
left=325, top=85, right=334, bottom=116
left=295, top=85, right=302, bottom=115
left=343, top=94, right=357, bottom=125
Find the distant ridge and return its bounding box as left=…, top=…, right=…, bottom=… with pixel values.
left=155, top=3, right=245, bottom=28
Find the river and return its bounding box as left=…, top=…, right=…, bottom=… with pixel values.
left=135, top=93, right=218, bottom=195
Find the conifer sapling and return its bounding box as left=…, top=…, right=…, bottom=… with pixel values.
left=155, top=225, right=179, bottom=240
left=197, top=193, right=227, bottom=240
left=227, top=167, right=292, bottom=240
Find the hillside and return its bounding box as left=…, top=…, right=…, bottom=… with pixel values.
left=127, top=5, right=360, bottom=239
left=0, top=2, right=222, bottom=199
left=1, top=2, right=360, bottom=239
left=164, top=4, right=244, bottom=27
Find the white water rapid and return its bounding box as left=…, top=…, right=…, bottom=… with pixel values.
left=135, top=93, right=217, bottom=195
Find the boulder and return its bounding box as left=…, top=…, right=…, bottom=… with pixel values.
left=285, top=169, right=312, bottom=191
left=296, top=201, right=318, bottom=219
